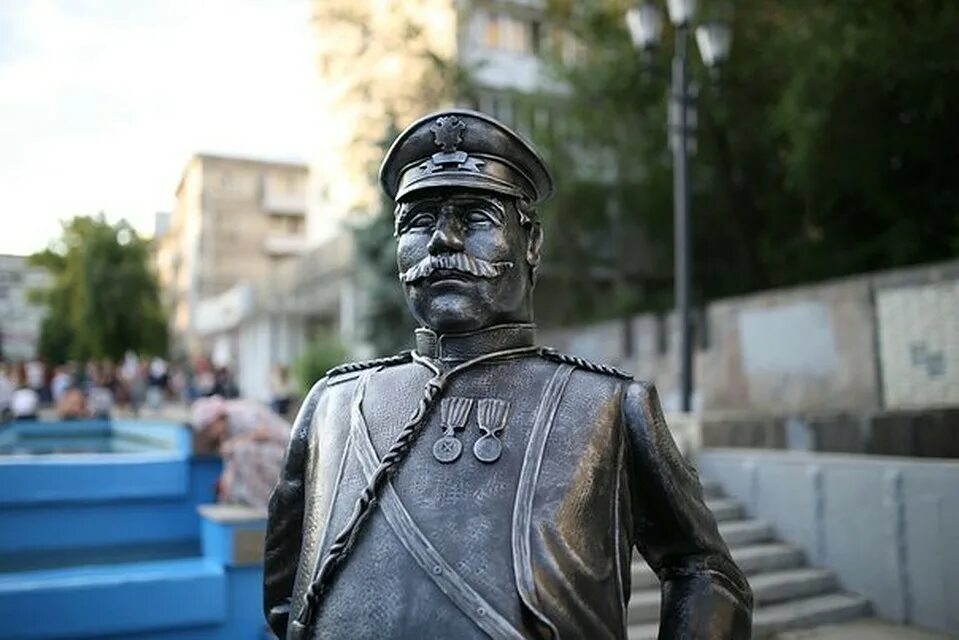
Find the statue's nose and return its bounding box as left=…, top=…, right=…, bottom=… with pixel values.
left=427, top=219, right=464, bottom=255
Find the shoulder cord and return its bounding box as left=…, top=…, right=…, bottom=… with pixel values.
left=325, top=351, right=413, bottom=378
left=537, top=347, right=633, bottom=379
left=289, top=345, right=540, bottom=639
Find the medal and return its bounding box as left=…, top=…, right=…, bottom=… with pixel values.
left=432, top=396, right=473, bottom=463
left=474, top=398, right=509, bottom=464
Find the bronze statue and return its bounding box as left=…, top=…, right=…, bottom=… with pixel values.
left=264, top=110, right=753, bottom=639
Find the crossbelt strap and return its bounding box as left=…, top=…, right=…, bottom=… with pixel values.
left=511, top=363, right=576, bottom=638
left=349, top=370, right=526, bottom=640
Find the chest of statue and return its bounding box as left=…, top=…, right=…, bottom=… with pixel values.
left=297, top=356, right=630, bottom=640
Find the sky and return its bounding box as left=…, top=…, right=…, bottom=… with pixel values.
left=0, top=0, right=316, bottom=256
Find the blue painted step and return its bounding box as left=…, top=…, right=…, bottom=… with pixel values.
left=0, top=557, right=227, bottom=639
left=0, top=457, right=221, bottom=555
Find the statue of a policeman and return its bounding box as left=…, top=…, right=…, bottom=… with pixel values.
left=264, top=110, right=753, bottom=639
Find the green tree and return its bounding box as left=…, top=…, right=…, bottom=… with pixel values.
left=535, top=0, right=959, bottom=321
left=30, top=215, right=168, bottom=363
left=293, top=331, right=349, bottom=394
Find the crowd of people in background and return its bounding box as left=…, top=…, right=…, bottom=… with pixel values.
left=0, top=353, right=242, bottom=422
left=0, top=354, right=298, bottom=509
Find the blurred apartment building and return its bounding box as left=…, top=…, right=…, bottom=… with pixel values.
left=178, top=0, right=562, bottom=400
left=152, top=154, right=309, bottom=357
left=309, top=0, right=561, bottom=244
left=0, top=255, right=50, bottom=361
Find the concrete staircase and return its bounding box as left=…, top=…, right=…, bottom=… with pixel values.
left=627, top=481, right=870, bottom=639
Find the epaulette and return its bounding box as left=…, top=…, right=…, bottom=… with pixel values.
left=538, top=347, right=633, bottom=380
left=325, top=350, right=414, bottom=379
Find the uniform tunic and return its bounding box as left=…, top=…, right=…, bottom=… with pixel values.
left=265, top=324, right=753, bottom=640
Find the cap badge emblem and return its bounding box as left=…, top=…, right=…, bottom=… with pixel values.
left=418, top=115, right=485, bottom=175
left=431, top=116, right=465, bottom=152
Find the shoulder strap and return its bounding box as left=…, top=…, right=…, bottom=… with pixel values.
left=537, top=347, right=633, bottom=379
left=325, top=351, right=413, bottom=378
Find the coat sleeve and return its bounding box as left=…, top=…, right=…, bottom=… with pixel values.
left=622, top=380, right=753, bottom=639
left=263, top=379, right=326, bottom=638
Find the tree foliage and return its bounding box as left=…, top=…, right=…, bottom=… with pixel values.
left=532, top=0, right=959, bottom=324
left=293, top=330, right=349, bottom=394
left=30, top=215, right=168, bottom=364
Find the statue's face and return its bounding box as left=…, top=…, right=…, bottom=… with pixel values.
left=396, top=190, right=535, bottom=333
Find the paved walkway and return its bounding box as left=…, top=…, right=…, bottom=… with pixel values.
left=775, top=619, right=952, bottom=639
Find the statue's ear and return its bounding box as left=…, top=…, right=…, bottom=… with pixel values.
left=526, top=221, right=543, bottom=268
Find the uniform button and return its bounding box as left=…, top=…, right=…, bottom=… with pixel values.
left=477, top=607, right=486, bottom=617
left=432, top=565, right=442, bottom=575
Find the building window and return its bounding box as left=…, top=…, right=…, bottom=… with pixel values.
left=530, top=20, right=543, bottom=55
left=483, top=12, right=502, bottom=49
left=483, top=11, right=537, bottom=55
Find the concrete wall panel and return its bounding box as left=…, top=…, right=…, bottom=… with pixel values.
left=542, top=259, right=959, bottom=414
left=877, top=280, right=959, bottom=409
left=819, top=466, right=903, bottom=620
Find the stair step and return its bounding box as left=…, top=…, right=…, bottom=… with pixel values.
left=0, top=557, right=226, bottom=639
left=753, top=593, right=871, bottom=638
left=750, top=567, right=837, bottom=605
left=630, top=541, right=806, bottom=590
left=627, top=593, right=870, bottom=640
left=706, top=498, right=744, bottom=522
left=627, top=567, right=838, bottom=625
left=721, top=519, right=774, bottom=547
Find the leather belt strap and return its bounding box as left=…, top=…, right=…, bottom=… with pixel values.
left=511, top=363, right=576, bottom=638
left=349, top=369, right=526, bottom=640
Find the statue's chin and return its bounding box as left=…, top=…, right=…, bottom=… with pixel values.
left=417, top=292, right=489, bottom=334
left=405, top=277, right=530, bottom=334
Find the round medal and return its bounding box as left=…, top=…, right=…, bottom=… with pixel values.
left=473, top=436, right=502, bottom=464
left=432, top=436, right=463, bottom=463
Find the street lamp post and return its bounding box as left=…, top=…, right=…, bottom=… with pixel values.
left=626, top=0, right=731, bottom=413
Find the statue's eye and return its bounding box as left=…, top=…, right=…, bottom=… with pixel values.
left=466, top=210, right=495, bottom=226
left=407, top=212, right=435, bottom=229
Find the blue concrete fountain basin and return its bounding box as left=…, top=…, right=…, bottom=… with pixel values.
left=0, top=419, right=270, bottom=639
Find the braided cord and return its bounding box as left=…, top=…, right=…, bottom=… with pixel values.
left=292, top=345, right=539, bottom=635
left=538, top=347, right=633, bottom=379
left=325, top=351, right=413, bottom=378
left=294, top=372, right=445, bottom=631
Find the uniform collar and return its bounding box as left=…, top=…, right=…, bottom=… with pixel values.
left=414, top=323, right=536, bottom=362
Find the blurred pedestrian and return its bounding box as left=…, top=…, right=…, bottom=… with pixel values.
left=11, top=366, right=39, bottom=421
left=25, top=358, right=47, bottom=405
left=51, top=365, right=73, bottom=404
left=88, top=364, right=114, bottom=419
left=194, top=358, right=215, bottom=398
left=57, top=386, right=87, bottom=420
left=213, top=366, right=238, bottom=399
left=0, top=362, right=13, bottom=421
left=190, top=395, right=291, bottom=508
left=147, top=357, right=168, bottom=410
left=269, top=364, right=295, bottom=417
left=128, top=360, right=148, bottom=416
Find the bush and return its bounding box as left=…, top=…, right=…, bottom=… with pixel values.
left=294, top=332, right=348, bottom=395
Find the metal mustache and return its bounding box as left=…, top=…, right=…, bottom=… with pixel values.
left=399, top=253, right=514, bottom=283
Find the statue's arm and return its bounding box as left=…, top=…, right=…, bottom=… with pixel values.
left=622, top=381, right=753, bottom=639
left=263, top=378, right=326, bottom=638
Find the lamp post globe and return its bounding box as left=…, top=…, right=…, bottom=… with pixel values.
left=695, top=21, right=733, bottom=68
left=665, top=0, right=697, bottom=26
left=626, top=3, right=665, bottom=51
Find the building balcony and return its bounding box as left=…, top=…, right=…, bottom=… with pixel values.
left=260, top=190, right=306, bottom=215
left=262, top=233, right=307, bottom=256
